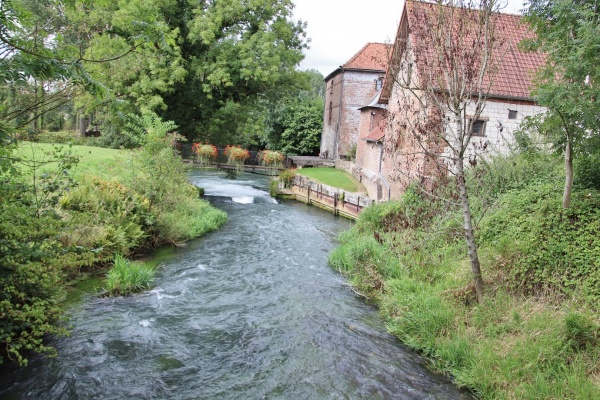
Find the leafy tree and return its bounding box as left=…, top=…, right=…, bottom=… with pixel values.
left=523, top=0, right=600, bottom=207
left=264, top=69, right=324, bottom=152
left=277, top=97, right=323, bottom=155
left=386, top=0, right=505, bottom=303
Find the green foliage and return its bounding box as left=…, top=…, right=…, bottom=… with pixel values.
left=123, top=113, right=226, bottom=244
left=1, top=118, right=226, bottom=365
left=0, top=175, right=67, bottom=366
left=329, top=149, right=600, bottom=399
left=278, top=168, right=296, bottom=188
left=277, top=97, right=323, bottom=156
left=15, top=142, right=80, bottom=218
left=104, top=254, right=154, bottom=296
left=575, top=152, right=600, bottom=190
left=59, top=177, right=151, bottom=261
left=479, top=183, right=600, bottom=303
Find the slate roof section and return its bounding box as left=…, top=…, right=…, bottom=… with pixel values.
left=359, top=89, right=387, bottom=110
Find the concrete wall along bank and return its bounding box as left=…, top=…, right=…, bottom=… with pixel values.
left=280, top=175, right=372, bottom=220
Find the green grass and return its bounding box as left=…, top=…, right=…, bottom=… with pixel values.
left=328, top=172, right=600, bottom=399
left=296, top=167, right=364, bottom=192
left=105, top=254, right=155, bottom=296
left=16, top=141, right=130, bottom=181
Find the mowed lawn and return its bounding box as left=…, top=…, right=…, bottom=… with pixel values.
left=16, top=142, right=131, bottom=181
left=295, top=167, right=365, bottom=193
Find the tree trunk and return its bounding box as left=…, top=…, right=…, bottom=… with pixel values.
left=456, top=160, right=485, bottom=304
left=562, top=136, right=573, bottom=208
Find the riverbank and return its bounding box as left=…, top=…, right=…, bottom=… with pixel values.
left=1, top=170, right=473, bottom=399
left=1, top=138, right=226, bottom=366
left=328, top=152, right=600, bottom=399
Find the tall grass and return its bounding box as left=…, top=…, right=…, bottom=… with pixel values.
left=105, top=254, right=154, bottom=296
left=330, top=152, right=600, bottom=399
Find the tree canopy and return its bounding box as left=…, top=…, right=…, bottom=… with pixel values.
left=524, top=0, right=600, bottom=207
left=1, top=0, right=310, bottom=146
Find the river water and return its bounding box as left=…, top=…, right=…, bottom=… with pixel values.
left=0, top=170, right=471, bottom=400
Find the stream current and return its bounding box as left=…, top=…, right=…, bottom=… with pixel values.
left=0, top=170, right=471, bottom=400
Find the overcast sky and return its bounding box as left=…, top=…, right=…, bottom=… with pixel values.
left=293, top=0, right=529, bottom=77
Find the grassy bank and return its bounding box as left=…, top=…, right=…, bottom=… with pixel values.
left=16, top=141, right=128, bottom=180
left=329, top=153, right=599, bottom=399
left=1, top=134, right=226, bottom=366
left=296, top=167, right=364, bottom=192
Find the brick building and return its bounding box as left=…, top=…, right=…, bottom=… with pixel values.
left=320, top=43, right=390, bottom=160
left=353, top=0, right=546, bottom=201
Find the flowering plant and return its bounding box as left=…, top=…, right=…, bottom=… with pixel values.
left=258, top=150, right=284, bottom=167
left=192, top=143, right=218, bottom=159
left=192, top=143, right=218, bottom=166
left=224, top=145, right=249, bottom=170
left=278, top=168, right=297, bottom=188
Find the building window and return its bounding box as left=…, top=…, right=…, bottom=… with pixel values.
left=469, top=119, right=487, bottom=136
left=329, top=79, right=333, bottom=94
left=328, top=101, right=333, bottom=125
left=508, top=109, right=517, bottom=119
left=375, top=77, right=383, bottom=91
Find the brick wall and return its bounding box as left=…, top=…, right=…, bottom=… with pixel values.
left=321, top=70, right=385, bottom=159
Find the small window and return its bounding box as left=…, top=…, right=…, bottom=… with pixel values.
left=470, top=119, right=486, bottom=136
left=328, top=101, right=333, bottom=125
left=508, top=109, right=517, bottom=119
left=329, top=79, right=334, bottom=94
left=375, top=77, right=383, bottom=91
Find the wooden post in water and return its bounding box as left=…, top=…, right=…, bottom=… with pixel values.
left=333, top=192, right=338, bottom=215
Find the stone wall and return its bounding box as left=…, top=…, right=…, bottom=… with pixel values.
left=281, top=175, right=373, bottom=220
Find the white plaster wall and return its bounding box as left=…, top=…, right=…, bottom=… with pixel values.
left=466, top=100, right=547, bottom=158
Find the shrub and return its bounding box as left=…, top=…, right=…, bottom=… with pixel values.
left=224, top=145, right=249, bottom=170
left=192, top=143, right=218, bottom=165
left=0, top=181, right=68, bottom=366
left=59, top=177, right=151, bottom=261
left=258, top=150, right=284, bottom=167
left=104, top=254, right=154, bottom=296
left=278, top=168, right=296, bottom=188
left=575, top=152, right=600, bottom=191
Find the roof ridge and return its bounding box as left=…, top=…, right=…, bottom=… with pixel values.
left=342, top=43, right=371, bottom=68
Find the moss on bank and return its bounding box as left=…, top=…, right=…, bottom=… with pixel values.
left=329, top=153, right=599, bottom=399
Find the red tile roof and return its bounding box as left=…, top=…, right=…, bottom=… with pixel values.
left=363, top=120, right=386, bottom=142
left=343, top=42, right=391, bottom=72
left=384, top=1, right=545, bottom=101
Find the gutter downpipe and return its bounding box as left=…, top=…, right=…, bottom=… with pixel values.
left=377, top=141, right=391, bottom=202
left=336, top=68, right=345, bottom=160
left=378, top=171, right=392, bottom=202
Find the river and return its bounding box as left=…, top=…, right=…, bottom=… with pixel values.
left=0, top=170, right=471, bottom=400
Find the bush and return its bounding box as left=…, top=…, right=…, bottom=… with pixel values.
left=328, top=150, right=600, bottom=399
left=59, top=177, right=151, bottom=261
left=104, top=254, right=154, bottom=296
left=0, top=181, right=68, bottom=366
left=278, top=168, right=296, bottom=188
left=575, top=152, right=600, bottom=191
